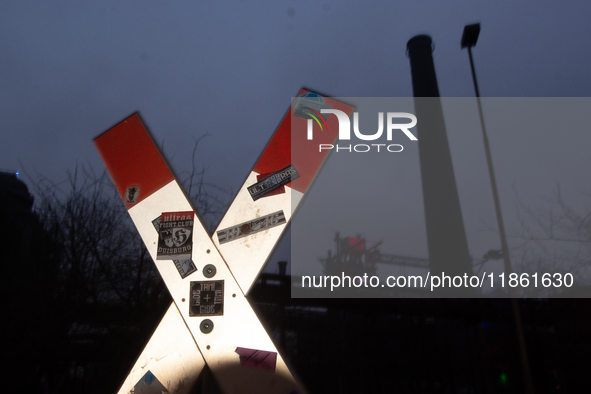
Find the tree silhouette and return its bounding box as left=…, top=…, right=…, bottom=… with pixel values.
left=8, top=137, right=233, bottom=392
left=513, top=184, right=591, bottom=297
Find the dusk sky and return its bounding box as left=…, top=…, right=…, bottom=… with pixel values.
left=2, top=2, right=591, bottom=285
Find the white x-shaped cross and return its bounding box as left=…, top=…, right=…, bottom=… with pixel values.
left=94, top=90, right=354, bottom=394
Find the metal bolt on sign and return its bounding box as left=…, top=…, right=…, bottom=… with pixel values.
left=203, top=264, right=217, bottom=278
left=200, top=319, right=214, bottom=334
left=94, top=89, right=354, bottom=394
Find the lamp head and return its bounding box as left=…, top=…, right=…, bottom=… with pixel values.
left=461, top=23, right=481, bottom=48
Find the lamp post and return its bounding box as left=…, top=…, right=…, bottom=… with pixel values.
left=461, top=23, right=512, bottom=277
left=462, top=23, right=534, bottom=394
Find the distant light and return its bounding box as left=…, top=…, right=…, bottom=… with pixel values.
left=500, top=372, right=508, bottom=385
left=15, top=170, right=19, bottom=178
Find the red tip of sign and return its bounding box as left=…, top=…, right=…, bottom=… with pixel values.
left=253, top=89, right=354, bottom=195
left=94, top=113, right=175, bottom=209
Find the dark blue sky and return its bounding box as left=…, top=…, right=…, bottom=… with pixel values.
left=2, top=1, right=591, bottom=279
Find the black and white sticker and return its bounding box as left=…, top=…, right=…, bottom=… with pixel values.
left=189, top=280, right=224, bottom=316
left=125, top=186, right=140, bottom=204
left=217, top=210, right=286, bottom=244
left=247, top=164, right=300, bottom=201
left=152, top=216, right=197, bottom=278
left=155, top=211, right=194, bottom=260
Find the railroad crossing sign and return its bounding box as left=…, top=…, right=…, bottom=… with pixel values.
left=94, top=89, right=354, bottom=394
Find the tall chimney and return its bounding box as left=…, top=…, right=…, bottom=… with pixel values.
left=406, top=35, right=472, bottom=278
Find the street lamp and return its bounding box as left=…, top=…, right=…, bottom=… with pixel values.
left=461, top=23, right=512, bottom=277
left=461, top=23, right=534, bottom=394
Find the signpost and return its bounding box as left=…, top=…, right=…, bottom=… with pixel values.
left=94, top=90, right=354, bottom=394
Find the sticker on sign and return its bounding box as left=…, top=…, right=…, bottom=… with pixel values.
left=156, top=211, right=194, bottom=261
left=217, top=210, right=286, bottom=244
left=190, top=280, right=224, bottom=316
left=247, top=164, right=300, bottom=201
left=152, top=216, right=197, bottom=278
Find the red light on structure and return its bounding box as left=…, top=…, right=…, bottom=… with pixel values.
left=348, top=237, right=365, bottom=251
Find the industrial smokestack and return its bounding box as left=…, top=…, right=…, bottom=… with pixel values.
left=406, top=35, right=472, bottom=278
